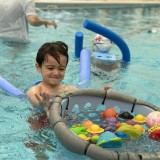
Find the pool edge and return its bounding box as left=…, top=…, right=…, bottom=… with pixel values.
left=35, top=0, right=160, bottom=10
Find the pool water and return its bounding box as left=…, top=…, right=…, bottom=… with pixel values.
left=0, top=6, right=160, bottom=160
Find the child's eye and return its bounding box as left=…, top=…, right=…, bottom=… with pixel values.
left=58, top=68, right=65, bottom=71
left=48, top=68, right=53, bottom=70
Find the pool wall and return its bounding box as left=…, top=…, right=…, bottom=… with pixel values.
left=35, top=0, right=160, bottom=10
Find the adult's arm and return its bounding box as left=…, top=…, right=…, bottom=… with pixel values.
left=27, top=15, right=57, bottom=29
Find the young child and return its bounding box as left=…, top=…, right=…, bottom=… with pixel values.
left=27, top=41, right=77, bottom=112
left=27, top=41, right=111, bottom=113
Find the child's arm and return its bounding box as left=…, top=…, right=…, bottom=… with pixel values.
left=26, top=86, right=41, bottom=106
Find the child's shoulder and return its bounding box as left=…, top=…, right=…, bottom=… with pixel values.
left=27, top=84, right=41, bottom=96
left=63, top=84, right=78, bottom=92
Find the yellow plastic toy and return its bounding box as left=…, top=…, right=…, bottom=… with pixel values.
left=116, top=123, right=142, bottom=140
left=132, top=114, right=146, bottom=123
left=78, top=134, right=90, bottom=141
left=87, top=124, right=104, bottom=134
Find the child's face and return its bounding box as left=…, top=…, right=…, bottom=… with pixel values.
left=36, top=54, right=67, bottom=86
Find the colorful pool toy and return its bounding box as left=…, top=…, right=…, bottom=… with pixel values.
left=78, top=134, right=91, bottom=141
left=103, top=116, right=117, bottom=125
left=149, top=129, right=160, bottom=141
left=92, top=34, right=112, bottom=52
left=115, top=131, right=130, bottom=141
left=133, top=124, right=145, bottom=134
left=101, top=117, right=117, bottom=132
left=148, top=126, right=160, bottom=133
left=132, top=114, right=146, bottom=123
left=70, top=124, right=88, bottom=135
left=82, top=120, right=93, bottom=129
left=118, top=111, right=134, bottom=120
left=116, top=123, right=142, bottom=140
left=90, top=135, right=99, bottom=143
left=97, top=131, right=122, bottom=148
left=146, top=111, right=160, bottom=128
left=126, top=119, right=136, bottom=126
left=101, top=108, right=118, bottom=119
left=87, top=124, right=104, bottom=134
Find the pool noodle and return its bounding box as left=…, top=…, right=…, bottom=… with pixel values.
left=75, top=31, right=83, bottom=58
left=83, top=19, right=130, bottom=62
left=78, top=49, right=91, bottom=88
left=0, top=76, right=25, bottom=98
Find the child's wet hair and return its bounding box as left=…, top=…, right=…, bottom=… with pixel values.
left=36, top=41, right=68, bottom=67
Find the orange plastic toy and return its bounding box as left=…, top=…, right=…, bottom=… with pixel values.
left=82, top=120, right=94, bottom=129
left=101, top=108, right=118, bottom=119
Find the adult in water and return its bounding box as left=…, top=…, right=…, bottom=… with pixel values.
left=0, top=0, right=57, bottom=43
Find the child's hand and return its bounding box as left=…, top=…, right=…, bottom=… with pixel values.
left=103, top=85, right=112, bottom=91
left=35, top=91, right=54, bottom=112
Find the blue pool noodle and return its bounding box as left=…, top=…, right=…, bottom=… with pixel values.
left=78, top=49, right=91, bottom=88
left=0, top=76, right=25, bottom=98
left=83, top=19, right=130, bottom=62
left=75, top=31, right=83, bottom=58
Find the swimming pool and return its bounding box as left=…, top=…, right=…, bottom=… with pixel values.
left=0, top=6, right=160, bottom=159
